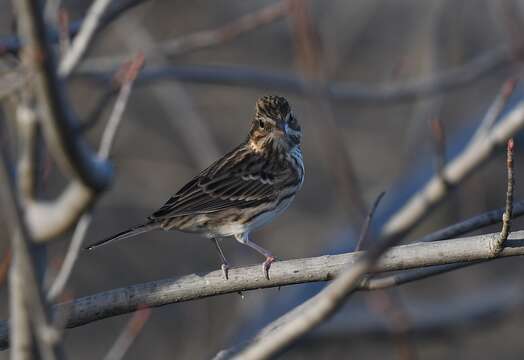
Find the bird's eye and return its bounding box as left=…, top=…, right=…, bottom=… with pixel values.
left=258, top=120, right=271, bottom=131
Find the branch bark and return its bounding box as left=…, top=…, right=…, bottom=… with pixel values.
left=1, top=229, right=524, bottom=350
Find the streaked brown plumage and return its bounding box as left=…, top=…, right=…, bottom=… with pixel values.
left=86, top=95, right=304, bottom=279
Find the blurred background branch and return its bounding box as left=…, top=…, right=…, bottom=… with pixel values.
left=1, top=1, right=524, bottom=359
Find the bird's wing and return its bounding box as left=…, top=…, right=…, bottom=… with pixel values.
left=148, top=146, right=290, bottom=220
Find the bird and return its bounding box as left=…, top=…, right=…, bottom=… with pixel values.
left=85, top=95, right=304, bottom=280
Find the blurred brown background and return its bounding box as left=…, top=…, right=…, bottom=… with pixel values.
left=2, top=0, right=524, bottom=359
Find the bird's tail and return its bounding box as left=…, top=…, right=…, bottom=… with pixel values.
left=85, top=221, right=161, bottom=250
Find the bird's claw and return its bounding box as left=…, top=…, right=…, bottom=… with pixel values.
left=221, top=263, right=230, bottom=280
left=262, top=256, right=276, bottom=280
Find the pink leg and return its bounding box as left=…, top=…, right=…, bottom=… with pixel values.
left=235, top=233, right=276, bottom=280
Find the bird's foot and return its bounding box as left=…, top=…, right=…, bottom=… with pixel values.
left=262, top=256, right=276, bottom=280
left=221, top=263, right=230, bottom=280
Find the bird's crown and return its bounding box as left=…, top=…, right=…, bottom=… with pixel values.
left=255, top=95, right=290, bottom=119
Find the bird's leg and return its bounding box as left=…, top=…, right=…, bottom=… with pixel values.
left=235, top=233, right=276, bottom=280
left=211, top=238, right=230, bottom=280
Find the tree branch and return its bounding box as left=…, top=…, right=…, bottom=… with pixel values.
left=76, top=45, right=514, bottom=104
left=491, top=138, right=515, bottom=254
left=0, top=0, right=151, bottom=57
left=381, top=90, right=524, bottom=241
left=2, top=229, right=524, bottom=350
left=58, top=0, right=113, bottom=77
left=13, top=0, right=112, bottom=192
left=82, top=0, right=290, bottom=69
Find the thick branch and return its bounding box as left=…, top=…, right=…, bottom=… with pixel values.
left=1, top=229, right=524, bottom=350
left=14, top=0, right=112, bottom=192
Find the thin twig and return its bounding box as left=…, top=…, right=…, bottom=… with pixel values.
left=98, top=52, right=144, bottom=158
left=431, top=117, right=446, bottom=183
left=77, top=45, right=514, bottom=104
left=355, top=192, right=385, bottom=251
left=115, top=18, right=221, bottom=168
left=472, top=79, right=518, bottom=143
left=83, top=0, right=289, bottom=69
left=419, top=200, right=524, bottom=242
left=57, top=8, right=70, bottom=56
left=0, top=0, right=151, bottom=57
left=359, top=262, right=476, bottom=290
left=491, top=138, right=515, bottom=255
left=58, top=0, right=113, bottom=77
left=0, top=249, right=11, bottom=287
left=46, top=214, right=92, bottom=301
left=381, top=93, right=524, bottom=241
left=47, top=53, right=144, bottom=302
left=103, top=307, right=151, bottom=360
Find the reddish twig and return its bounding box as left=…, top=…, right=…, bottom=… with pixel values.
left=113, top=52, right=145, bottom=86
left=491, top=138, right=515, bottom=255
left=103, top=307, right=151, bottom=360
left=431, top=118, right=447, bottom=183
left=58, top=8, right=70, bottom=55
left=472, top=79, right=517, bottom=142
left=0, top=249, right=12, bottom=287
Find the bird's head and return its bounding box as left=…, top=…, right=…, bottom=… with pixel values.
left=248, top=95, right=301, bottom=152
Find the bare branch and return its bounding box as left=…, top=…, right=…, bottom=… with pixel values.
left=13, top=0, right=112, bottom=192
left=2, top=229, right=524, bottom=350
left=47, top=53, right=144, bottom=300
left=355, top=192, right=385, bottom=251
left=46, top=214, right=92, bottom=301
left=77, top=45, right=514, bottom=104
left=84, top=0, right=289, bottom=69
left=103, top=307, right=151, bottom=360
left=57, top=9, right=71, bottom=56
left=381, top=94, right=524, bottom=241
left=58, top=0, right=112, bottom=77
left=0, top=0, right=151, bottom=57
left=98, top=53, right=144, bottom=158
left=0, top=125, right=63, bottom=358
left=0, top=249, right=11, bottom=287
left=491, top=138, right=515, bottom=255
left=430, top=117, right=447, bottom=182
left=472, top=78, right=517, bottom=143
left=359, top=262, right=475, bottom=290
left=420, top=199, right=524, bottom=242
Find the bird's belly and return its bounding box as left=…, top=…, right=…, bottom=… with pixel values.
left=218, top=195, right=295, bottom=237
left=161, top=194, right=295, bottom=238
left=193, top=195, right=295, bottom=237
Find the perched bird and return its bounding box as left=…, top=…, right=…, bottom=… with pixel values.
left=86, top=95, right=304, bottom=279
